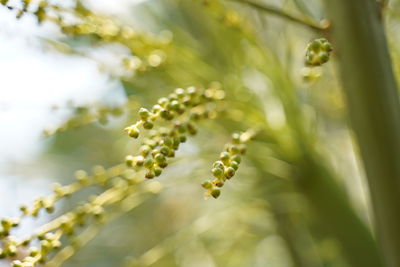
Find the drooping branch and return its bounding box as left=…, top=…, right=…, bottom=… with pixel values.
left=227, top=0, right=328, bottom=32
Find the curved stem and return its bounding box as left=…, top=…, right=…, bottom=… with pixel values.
left=227, top=0, right=327, bottom=32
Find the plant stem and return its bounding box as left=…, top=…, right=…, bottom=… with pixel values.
left=228, top=0, right=327, bottom=32
left=326, top=1, right=400, bottom=267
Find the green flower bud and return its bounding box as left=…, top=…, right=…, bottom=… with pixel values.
left=230, top=161, right=239, bottom=171
left=170, top=100, right=180, bottom=110
left=220, top=152, right=230, bottom=162
left=309, top=40, right=321, bottom=51
left=173, top=137, right=180, bottom=149
left=158, top=162, right=168, bottom=168
left=213, top=161, right=225, bottom=169
left=125, top=155, right=134, bottom=167
left=179, top=135, right=187, bottom=143
left=29, top=248, right=39, bottom=257
left=154, top=168, right=162, bottom=177
left=168, top=93, right=178, bottom=101
left=151, top=149, right=161, bottom=157
left=175, top=88, right=185, bottom=98
left=232, top=133, right=241, bottom=144
left=229, top=145, right=240, bottom=155
left=319, top=51, right=329, bottom=63
left=323, top=41, right=333, bottom=52
left=164, top=137, right=173, bottom=147
left=160, top=109, right=172, bottom=120
left=210, top=188, right=221, bottom=199
left=202, top=181, right=212, bottom=189
left=143, top=121, right=154, bottom=129
left=158, top=97, right=169, bottom=107
left=160, top=146, right=170, bottom=156
left=144, top=158, right=154, bottom=169
left=139, top=145, right=151, bottom=156
left=135, top=156, right=145, bottom=166
left=231, top=155, right=241, bottom=164
left=212, top=167, right=224, bottom=178
left=186, top=86, right=197, bottom=96
left=152, top=104, right=162, bottom=113
left=224, top=167, right=236, bottom=179
left=145, top=170, right=155, bottom=179
left=127, top=126, right=140, bottom=138
left=138, top=107, right=151, bottom=120
left=154, top=153, right=166, bottom=164
left=168, top=150, right=175, bottom=158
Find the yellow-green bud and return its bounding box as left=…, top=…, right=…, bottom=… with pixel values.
left=138, top=107, right=151, bottom=120
left=211, top=189, right=221, bottom=199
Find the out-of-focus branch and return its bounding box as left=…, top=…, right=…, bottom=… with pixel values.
left=227, top=0, right=328, bottom=32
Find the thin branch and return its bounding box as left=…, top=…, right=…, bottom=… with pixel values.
left=228, top=0, right=328, bottom=32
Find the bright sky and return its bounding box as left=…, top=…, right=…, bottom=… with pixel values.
left=0, top=1, right=143, bottom=239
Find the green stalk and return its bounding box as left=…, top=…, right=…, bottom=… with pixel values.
left=326, top=1, right=400, bottom=266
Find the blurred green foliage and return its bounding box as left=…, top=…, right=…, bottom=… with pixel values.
left=2, top=0, right=400, bottom=266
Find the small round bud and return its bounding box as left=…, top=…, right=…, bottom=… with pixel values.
left=232, top=133, right=241, bottom=144
left=202, top=181, right=212, bottom=189
left=187, top=86, right=197, bottom=96
left=143, top=121, right=154, bottom=129
left=210, top=189, right=221, bottom=199
left=152, top=104, right=162, bottom=113
left=135, top=156, right=145, bottom=166
left=154, top=153, right=166, bottom=164
left=170, top=100, right=180, bottom=110
left=225, top=167, right=236, bottom=179
left=213, top=161, right=225, bottom=169
left=127, top=126, right=140, bottom=138
left=164, top=137, right=173, bottom=147
left=230, top=161, right=239, bottom=171
left=229, top=145, right=240, bottom=155
left=125, top=155, right=135, bottom=167
left=231, top=155, right=241, bottom=164
left=139, top=145, right=151, bottom=156
left=175, top=88, right=185, bottom=97
left=319, top=52, right=329, bottom=63
left=309, top=40, right=321, bottom=51
left=323, top=42, right=333, bottom=52
left=158, top=162, right=168, bottom=168
left=154, top=168, right=162, bottom=177
left=160, top=146, right=170, bottom=155
left=144, top=158, right=154, bottom=169
left=160, top=109, right=171, bottom=120
left=158, top=97, right=169, bottom=107
left=145, top=170, right=155, bottom=179
left=138, top=108, right=151, bottom=120
left=179, top=135, right=187, bottom=143
left=212, top=168, right=224, bottom=178
left=220, top=152, right=230, bottom=162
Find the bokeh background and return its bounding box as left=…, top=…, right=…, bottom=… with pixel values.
left=2, top=0, right=399, bottom=266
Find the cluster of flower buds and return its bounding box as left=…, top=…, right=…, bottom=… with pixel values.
left=202, top=131, right=255, bottom=199
left=305, top=38, right=333, bottom=66
left=4, top=166, right=146, bottom=267
left=124, top=86, right=225, bottom=179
